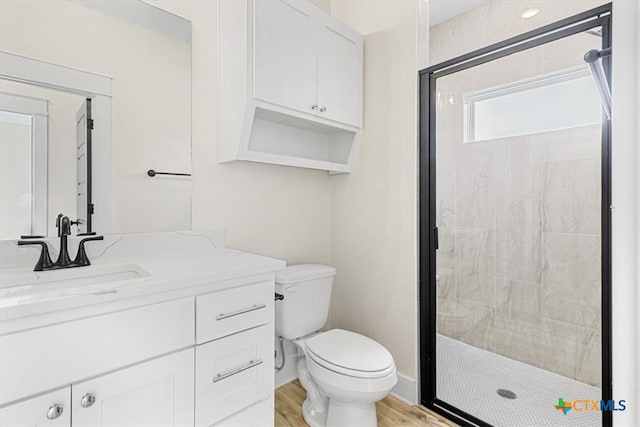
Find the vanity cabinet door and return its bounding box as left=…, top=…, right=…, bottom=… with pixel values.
left=0, top=387, right=70, bottom=427
left=253, top=0, right=318, bottom=114
left=72, top=349, right=194, bottom=427
left=316, top=17, right=363, bottom=127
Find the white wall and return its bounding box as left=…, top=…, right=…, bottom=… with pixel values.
left=0, top=0, right=191, bottom=235
left=329, top=0, right=428, bottom=403
left=611, top=1, right=640, bottom=425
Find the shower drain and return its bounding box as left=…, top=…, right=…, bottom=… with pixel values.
left=497, top=389, right=517, bottom=399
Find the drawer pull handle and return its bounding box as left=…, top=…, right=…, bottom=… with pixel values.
left=212, top=359, right=263, bottom=383
left=216, top=304, right=266, bottom=320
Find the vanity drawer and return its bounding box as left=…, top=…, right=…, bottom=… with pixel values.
left=195, top=324, right=273, bottom=426
left=196, top=281, right=273, bottom=344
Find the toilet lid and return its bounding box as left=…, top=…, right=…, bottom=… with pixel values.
left=305, top=329, right=395, bottom=378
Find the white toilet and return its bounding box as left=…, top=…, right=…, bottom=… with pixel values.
left=275, top=264, right=397, bottom=427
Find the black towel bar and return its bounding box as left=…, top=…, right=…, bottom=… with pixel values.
left=147, top=169, right=191, bottom=177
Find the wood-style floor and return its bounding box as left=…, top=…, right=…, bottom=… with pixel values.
left=275, top=380, right=458, bottom=427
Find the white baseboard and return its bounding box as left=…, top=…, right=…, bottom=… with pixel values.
left=391, top=372, right=417, bottom=405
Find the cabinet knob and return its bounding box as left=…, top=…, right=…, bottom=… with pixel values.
left=319, top=106, right=327, bottom=112
left=80, top=393, right=96, bottom=408
left=46, top=403, right=63, bottom=420
left=311, top=104, right=318, bottom=110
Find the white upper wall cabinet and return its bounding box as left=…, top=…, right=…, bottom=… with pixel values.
left=316, top=17, right=363, bottom=127
left=253, top=1, right=317, bottom=114
left=218, top=0, right=363, bottom=173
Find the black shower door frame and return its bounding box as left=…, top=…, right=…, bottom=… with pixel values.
left=418, top=4, right=613, bottom=426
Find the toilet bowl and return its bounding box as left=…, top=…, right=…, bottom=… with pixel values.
left=275, top=265, right=397, bottom=427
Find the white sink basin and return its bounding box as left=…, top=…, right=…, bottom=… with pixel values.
left=0, top=264, right=151, bottom=303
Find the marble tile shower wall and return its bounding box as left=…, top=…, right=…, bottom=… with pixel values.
left=431, top=0, right=606, bottom=390
left=436, top=123, right=602, bottom=387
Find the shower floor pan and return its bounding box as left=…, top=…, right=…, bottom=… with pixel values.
left=436, top=334, right=601, bottom=427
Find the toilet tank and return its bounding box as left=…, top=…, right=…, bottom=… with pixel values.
left=275, top=264, right=336, bottom=340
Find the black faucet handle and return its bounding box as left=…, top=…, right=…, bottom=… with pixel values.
left=17, top=240, right=53, bottom=271
left=73, top=235, right=104, bottom=266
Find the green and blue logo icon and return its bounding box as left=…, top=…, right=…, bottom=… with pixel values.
left=555, top=398, right=572, bottom=414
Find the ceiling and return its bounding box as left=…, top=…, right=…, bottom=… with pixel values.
left=429, top=0, right=488, bottom=27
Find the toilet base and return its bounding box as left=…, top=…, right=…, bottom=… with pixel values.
left=292, top=333, right=393, bottom=427
left=326, top=400, right=377, bottom=427
left=302, top=398, right=327, bottom=427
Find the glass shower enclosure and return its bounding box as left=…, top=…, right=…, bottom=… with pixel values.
left=419, top=4, right=612, bottom=427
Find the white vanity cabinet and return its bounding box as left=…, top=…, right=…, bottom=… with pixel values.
left=0, top=388, right=71, bottom=426
left=253, top=0, right=362, bottom=127
left=0, top=276, right=277, bottom=427
left=218, top=0, right=363, bottom=173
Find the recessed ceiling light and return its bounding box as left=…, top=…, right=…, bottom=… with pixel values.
left=520, top=7, right=540, bottom=19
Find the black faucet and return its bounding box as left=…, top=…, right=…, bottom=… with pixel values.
left=17, top=213, right=104, bottom=272
left=56, top=213, right=72, bottom=267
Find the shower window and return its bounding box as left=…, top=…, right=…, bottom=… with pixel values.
left=464, top=67, right=602, bottom=142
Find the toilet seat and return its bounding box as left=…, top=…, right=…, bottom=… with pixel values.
left=305, top=329, right=395, bottom=379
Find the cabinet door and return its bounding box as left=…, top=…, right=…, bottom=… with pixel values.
left=72, top=349, right=194, bottom=427
left=253, top=0, right=317, bottom=114
left=0, top=387, right=70, bottom=427
left=316, top=18, right=363, bottom=127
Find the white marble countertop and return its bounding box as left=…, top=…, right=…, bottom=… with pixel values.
left=0, top=231, right=285, bottom=333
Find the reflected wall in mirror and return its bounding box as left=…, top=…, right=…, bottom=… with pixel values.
left=0, top=0, right=192, bottom=239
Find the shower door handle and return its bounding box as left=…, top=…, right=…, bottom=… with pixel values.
left=434, top=226, right=439, bottom=250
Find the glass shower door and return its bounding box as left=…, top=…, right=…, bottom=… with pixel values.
left=421, top=7, right=612, bottom=427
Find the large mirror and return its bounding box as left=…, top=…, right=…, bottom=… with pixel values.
left=0, top=0, right=192, bottom=239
